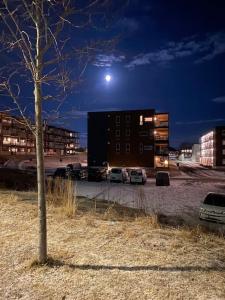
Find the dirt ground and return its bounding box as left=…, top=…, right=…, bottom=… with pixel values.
left=1, top=190, right=225, bottom=300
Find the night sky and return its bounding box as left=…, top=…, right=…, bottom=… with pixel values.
left=68, top=0, right=225, bottom=148
left=1, top=0, right=225, bottom=148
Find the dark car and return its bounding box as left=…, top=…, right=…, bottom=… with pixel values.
left=66, top=163, right=87, bottom=180
left=156, top=171, right=170, bottom=186
left=88, top=167, right=107, bottom=182
left=53, top=167, right=68, bottom=179
left=66, top=163, right=82, bottom=170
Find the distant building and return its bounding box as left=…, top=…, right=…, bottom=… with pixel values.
left=0, top=112, right=79, bottom=155
left=192, top=144, right=200, bottom=162
left=200, top=126, right=225, bottom=167
left=88, top=109, right=169, bottom=168
left=179, top=144, right=192, bottom=161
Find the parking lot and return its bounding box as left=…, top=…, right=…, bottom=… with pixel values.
left=76, top=177, right=225, bottom=227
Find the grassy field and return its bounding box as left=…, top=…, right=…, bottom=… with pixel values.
left=1, top=190, right=225, bottom=300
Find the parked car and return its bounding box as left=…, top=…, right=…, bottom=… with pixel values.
left=53, top=167, right=68, bottom=179
left=88, top=167, right=107, bottom=182
left=130, top=169, right=147, bottom=184
left=199, top=192, right=225, bottom=223
left=155, top=171, right=170, bottom=186
left=66, top=163, right=82, bottom=170
left=66, top=163, right=87, bottom=180
left=109, top=168, right=129, bottom=183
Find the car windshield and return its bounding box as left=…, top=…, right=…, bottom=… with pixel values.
left=131, top=170, right=142, bottom=176
left=204, top=194, right=225, bottom=207
left=111, top=168, right=122, bottom=174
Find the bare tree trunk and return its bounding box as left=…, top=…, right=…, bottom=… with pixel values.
left=35, top=0, right=47, bottom=264
left=35, top=81, right=47, bottom=264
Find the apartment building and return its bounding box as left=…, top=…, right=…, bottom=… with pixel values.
left=200, top=126, right=225, bottom=167
left=0, top=113, right=79, bottom=155
left=88, top=109, right=169, bottom=168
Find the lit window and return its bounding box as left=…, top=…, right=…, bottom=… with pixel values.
left=144, top=117, right=153, bottom=122
left=116, top=143, right=120, bottom=153
left=139, top=115, right=143, bottom=126
left=223, top=149, right=225, bottom=155
left=125, top=128, right=130, bottom=136
left=125, top=143, right=130, bottom=153
left=115, top=130, right=120, bottom=137
left=222, top=140, right=225, bottom=146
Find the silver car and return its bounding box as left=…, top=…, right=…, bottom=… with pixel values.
left=109, top=168, right=129, bottom=183
left=199, top=193, right=225, bottom=223
left=130, top=169, right=147, bottom=184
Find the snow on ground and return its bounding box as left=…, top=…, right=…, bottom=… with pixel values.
left=76, top=179, right=225, bottom=227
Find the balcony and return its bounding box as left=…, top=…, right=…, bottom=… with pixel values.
left=155, top=150, right=169, bottom=156
left=155, top=121, right=168, bottom=128
left=155, top=135, right=168, bottom=141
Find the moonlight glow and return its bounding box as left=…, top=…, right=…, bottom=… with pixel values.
left=105, top=74, right=111, bottom=82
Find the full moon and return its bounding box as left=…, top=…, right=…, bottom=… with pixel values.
left=105, top=74, right=111, bottom=82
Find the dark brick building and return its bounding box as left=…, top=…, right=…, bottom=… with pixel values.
left=88, top=109, right=169, bottom=168
left=200, top=126, right=225, bottom=167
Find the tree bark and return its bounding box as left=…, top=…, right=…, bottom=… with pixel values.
left=35, top=0, right=47, bottom=264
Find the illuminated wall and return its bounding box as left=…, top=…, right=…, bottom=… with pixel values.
left=200, top=131, right=215, bottom=167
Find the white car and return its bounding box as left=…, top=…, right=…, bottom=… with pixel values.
left=199, top=192, right=225, bottom=223
left=110, top=168, right=129, bottom=183
left=130, top=169, right=147, bottom=184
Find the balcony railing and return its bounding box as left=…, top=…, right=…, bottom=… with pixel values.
left=155, top=121, right=168, bottom=128
left=155, top=150, right=169, bottom=155
left=155, top=135, right=168, bottom=141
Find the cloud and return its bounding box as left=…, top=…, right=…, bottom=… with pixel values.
left=176, top=118, right=225, bottom=125
left=212, top=96, right=225, bottom=103
left=93, top=54, right=125, bottom=67
left=126, top=32, right=225, bottom=69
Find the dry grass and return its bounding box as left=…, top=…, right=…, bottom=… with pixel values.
left=1, top=190, right=225, bottom=300
left=46, top=177, right=77, bottom=218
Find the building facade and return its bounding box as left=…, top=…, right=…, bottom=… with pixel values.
left=0, top=113, right=79, bottom=155
left=200, top=126, right=225, bottom=167
left=88, top=109, right=169, bottom=168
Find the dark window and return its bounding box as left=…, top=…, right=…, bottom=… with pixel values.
left=125, top=143, right=130, bottom=153
left=139, top=131, right=148, bottom=136
left=140, top=143, right=143, bottom=154
left=116, top=115, right=120, bottom=125
left=115, top=130, right=120, bottom=137
left=125, top=128, right=130, bottom=136
left=125, top=115, right=131, bottom=122
left=116, top=143, right=120, bottom=153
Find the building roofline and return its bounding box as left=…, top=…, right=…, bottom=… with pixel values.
left=88, top=108, right=168, bottom=114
